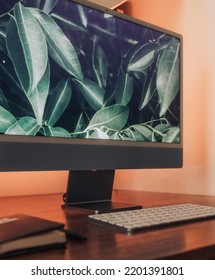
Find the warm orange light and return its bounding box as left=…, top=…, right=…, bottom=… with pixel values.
left=1, top=0, right=215, bottom=197
left=0, top=171, right=68, bottom=197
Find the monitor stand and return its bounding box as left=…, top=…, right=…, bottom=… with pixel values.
left=61, top=170, right=142, bottom=213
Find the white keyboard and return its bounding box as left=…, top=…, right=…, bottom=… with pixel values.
left=88, top=203, right=215, bottom=233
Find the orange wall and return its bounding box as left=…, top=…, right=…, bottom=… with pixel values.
left=115, top=0, right=215, bottom=195
left=1, top=0, right=215, bottom=196
left=0, top=171, right=68, bottom=196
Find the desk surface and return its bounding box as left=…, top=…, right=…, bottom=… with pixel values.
left=1, top=190, right=215, bottom=260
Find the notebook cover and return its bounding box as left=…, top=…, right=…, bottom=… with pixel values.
left=0, top=214, right=64, bottom=244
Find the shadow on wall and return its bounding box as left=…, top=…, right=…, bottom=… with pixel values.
left=120, top=1, right=132, bottom=15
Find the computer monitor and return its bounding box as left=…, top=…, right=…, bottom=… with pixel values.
left=0, top=0, right=182, bottom=212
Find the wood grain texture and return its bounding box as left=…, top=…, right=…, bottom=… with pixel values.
left=1, top=190, right=215, bottom=259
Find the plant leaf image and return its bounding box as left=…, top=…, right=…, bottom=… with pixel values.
left=0, top=0, right=180, bottom=142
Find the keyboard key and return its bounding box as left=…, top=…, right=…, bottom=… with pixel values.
left=88, top=203, right=215, bottom=232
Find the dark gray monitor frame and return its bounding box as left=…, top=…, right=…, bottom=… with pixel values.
left=0, top=0, right=183, bottom=214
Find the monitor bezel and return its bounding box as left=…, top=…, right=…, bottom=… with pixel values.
left=0, top=0, right=183, bottom=172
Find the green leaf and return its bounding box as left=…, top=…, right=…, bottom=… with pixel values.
left=74, top=78, right=104, bottom=111
left=115, top=72, right=134, bottom=106
left=0, top=26, right=7, bottom=53
left=29, top=8, right=83, bottom=80
left=45, top=78, right=72, bottom=126
left=163, top=126, right=180, bottom=143
left=77, top=4, right=88, bottom=27
left=6, top=18, right=30, bottom=93
left=92, top=39, right=108, bottom=88
left=152, top=123, right=171, bottom=141
left=129, top=124, right=152, bottom=141
left=73, top=112, right=89, bottom=133
left=31, top=0, right=42, bottom=9
left=43, top=124, right=71, bottom=137
left=50, top=13, right=88, bottom=34
left=28, top=62, right=50, bottom=125
left=157, top=38, right=180, bottom=117
left=42, top=0, right=59, bottom=14
left=117, top=131, right=134, bottom=141
left=5, top=116, right=40, bottom=135
left=139, top=70, right=157, bottom=110
left=0, top=106, right=17, bottom=133
left=125, top=42, right=158, bottom=72
left=88, top=128, right=109, bottom=140
left=87, top=104, right=129, bottom=131
left=109, top=131, right=121, bottom=140
left=6, top=3, right=48, bottom=93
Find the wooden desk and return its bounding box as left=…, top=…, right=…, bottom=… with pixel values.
left=1, top=190, right=215, bottom=260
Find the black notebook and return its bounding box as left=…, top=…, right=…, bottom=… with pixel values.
left=0, top=214, right=66, bottom=257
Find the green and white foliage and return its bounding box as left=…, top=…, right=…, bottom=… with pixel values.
left=0, top=0, right=180, bottom=143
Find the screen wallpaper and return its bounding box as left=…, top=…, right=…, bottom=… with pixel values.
left=0, top=0, right=180, bottom=143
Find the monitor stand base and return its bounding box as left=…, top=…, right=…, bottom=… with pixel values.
left=61, top=170, right=142, bottom=213
left=62, top=201, right=142, bottom=214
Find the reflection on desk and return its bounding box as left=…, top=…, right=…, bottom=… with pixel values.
left=1, top=190, right=215, bottom=259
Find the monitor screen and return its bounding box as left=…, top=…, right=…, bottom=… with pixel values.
left=0, top=0, right=182, bottom=174
left=0, top=0, right=182, bottom=211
